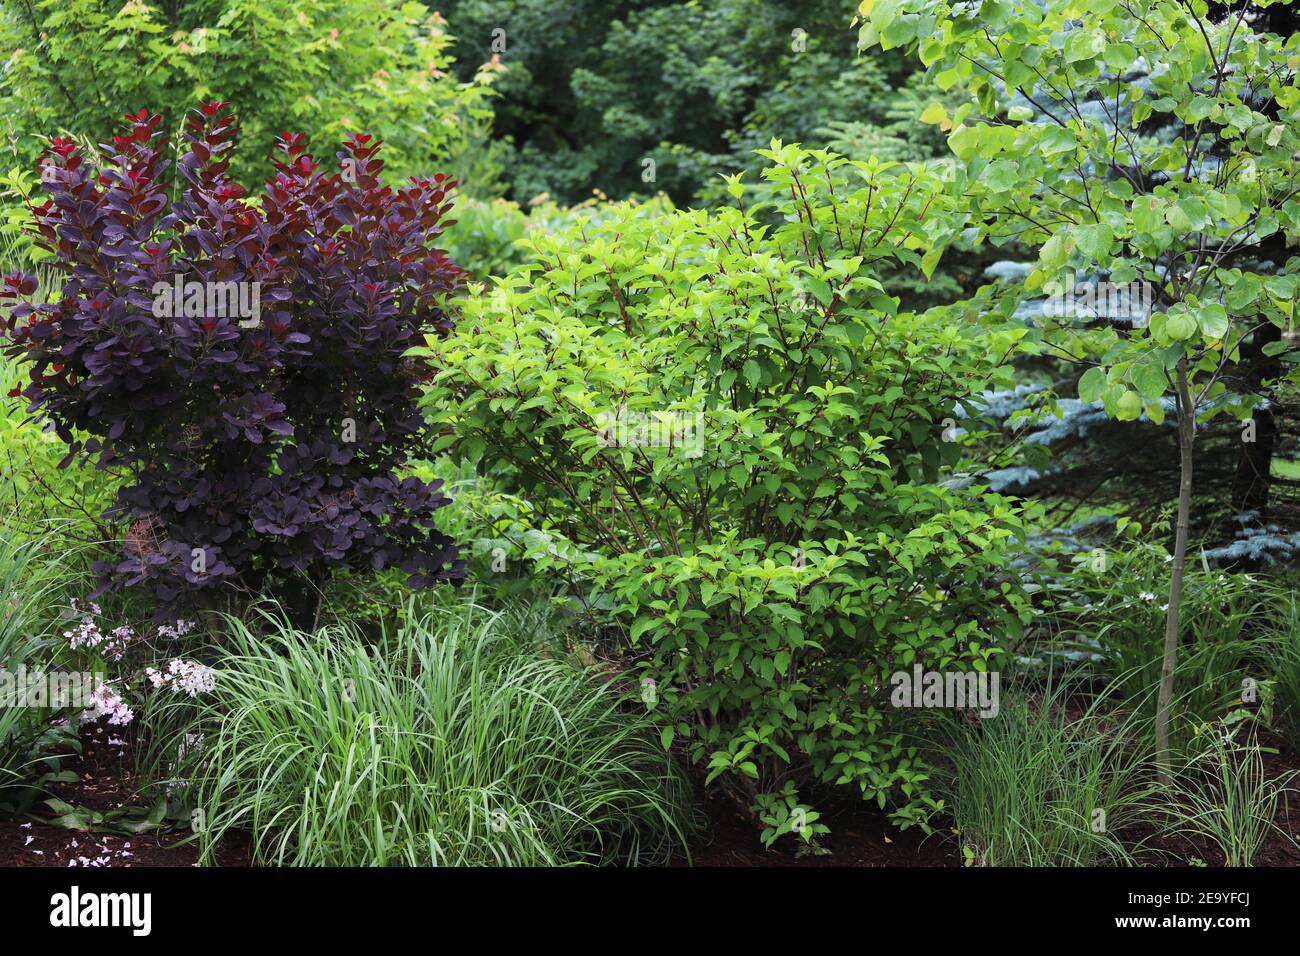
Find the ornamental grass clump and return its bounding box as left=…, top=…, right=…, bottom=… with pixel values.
left=146, top=597, right=695, bottom=867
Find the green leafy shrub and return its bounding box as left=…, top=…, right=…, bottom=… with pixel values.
left=146, top=597, right=695, bottom=866
left=441, top=197, right=572, bottom=282
left=421, top=143, right=1034, bottom=834
left=442, top=194, right=678, bottom=283
left=425, top=458, right=599, bottom=602
left=0, top=0, right=499, bottom=192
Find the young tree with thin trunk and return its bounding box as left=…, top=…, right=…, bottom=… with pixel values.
left=862, top=0, right=1300, bottom=775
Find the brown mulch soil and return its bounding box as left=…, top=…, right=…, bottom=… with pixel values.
left=5, top=719, right=1300, bottom=868
left=676, top=729, right=1300, bottom=867
left=0, top=718, right=250, bottom=868
left=1130, top=733, right=1300, bottom=867
left=1253, top=743, right=1300, bottom=865
left=678, top=777, right=956, bottom=867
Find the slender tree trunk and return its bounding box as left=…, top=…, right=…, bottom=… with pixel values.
left=1157, top=358, right=1195, bottom=780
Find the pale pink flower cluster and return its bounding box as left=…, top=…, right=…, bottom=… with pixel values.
left=64, top=616, right=103, bottom=651
left=63, top=600, right=134, bottom=661
left=81, top=681, right=133, bottom=726
left=145, top=659, right=215, bottom=697
left=157, top=619, right=196, bottom=640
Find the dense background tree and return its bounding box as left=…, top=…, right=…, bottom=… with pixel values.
left=869, top=0, right=1300, bottom=764
left=437, top=0, right=942, bottom=205
left=0, top=0, right=498, bottom=194
left=941, top=0, right=1300, bottom=569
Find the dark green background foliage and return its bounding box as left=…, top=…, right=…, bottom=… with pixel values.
left=436, top=0, right=939, bottom=205
left=0, top=0, right=496, bottom=191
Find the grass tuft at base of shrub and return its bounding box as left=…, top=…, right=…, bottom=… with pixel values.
left=928, top=676, right=1159, bottom=867
left=147, top=596, right=696, bottom=866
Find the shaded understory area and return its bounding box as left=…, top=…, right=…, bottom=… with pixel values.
left=6, top=719, right=1299, bottom=868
